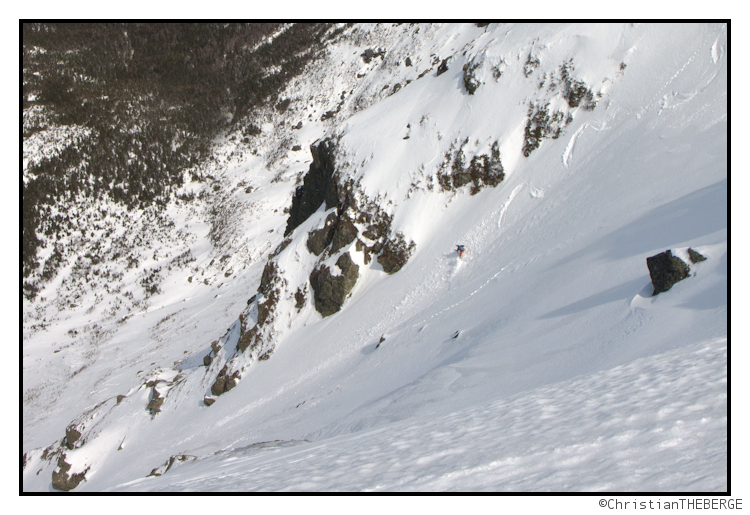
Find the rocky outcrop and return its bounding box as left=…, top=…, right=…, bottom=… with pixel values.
left=284, top=139, right=339, bottom=236
left=307, top=213, right=338, bottom=255
left=437, top=58, right=450, bottom=76
left=210, top=365, right=241, bottom=396
left=310, top=252, right=360, bottom=317
left=146, top=386, right=164, bottom=415
left=330, top=216, right=358, bottom=254
left=647, top=250, right=690, bottom=295
left=51, top=454, right=89, bottom=491
left=688, top=248, right=707, bottom=264
left=147, top=454, right=196, bottom=477
left=64, top=425, right=82, bottom=450
left=377, top=232, right=416, bottom=274
left=436, top=139, right=504, bottom=194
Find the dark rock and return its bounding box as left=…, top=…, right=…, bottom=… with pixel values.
left=294, top=121, right=303, bottom=130
left=147, top=454, right=197, bottom=477
left=437, top=58, right=450, bottom=76
left=210, top=372, right=227, bottom=396
left=65, top=425, right=82, bottom=450
left=362, top=48, right=376, bottom=62
left=258, top=261, right=279, bottom=295
left=116, top=395, right=126, bottom=405
left=405, top=57, right=412, bottom=67
left=292, top=145, right=302, bottom=151
left=307, top=213, right=338, bottom=255
left=377, top=233, right=416, bottom=274
left=688, top=248, right=707, bottom=264
left=361, top=48, right=384, bottom=63
left=245, top=185, right=254, bottom=194
left=147, top=388, right=164, bottom=414
left=224, top=371, right=240, bottom=392
left=257, top=286, right=280, bottom=327
left=51, top=454, right=89, bottom=491
left=284, top=139, right=339, bottom=236
left=452, top=172, right=473, bottom=188
left=321, top=110, right=335, bottom=120
left=295, top=287, right=306, bottom=310
left=224, top=269, right=233, bottom=277
left=647, top=250, right=690, bottom=295
left=203, top=396, right=215, bottom=406
left=237, top=326, right=259, bottom=353
left=203, top=355, right=212, bottom=367
left=310, top=252, right=360, bottom=317
left=330, top=217, right=358, bottom=254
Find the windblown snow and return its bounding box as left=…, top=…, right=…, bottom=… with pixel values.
left=23, top=22, right=728, bottom=492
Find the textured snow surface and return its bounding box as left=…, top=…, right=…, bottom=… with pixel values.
left=112, top=337, right=726, bottom=492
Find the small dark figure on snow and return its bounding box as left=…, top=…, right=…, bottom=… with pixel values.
left=456, top=244, right=466, bottom=258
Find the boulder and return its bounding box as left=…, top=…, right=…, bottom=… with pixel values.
left=146, top=388, right=164, bottom=414
left=64, top=425, right=82, bottom=450
left=330, top=217, right=358, bottom=253
left=295, top=287, right=306, bottom=310
left=688, top=248, right=707, bottom=264
left=437, top=58, right=450, bottom=76
left=377, top=234, right=416, bottom=274
left=310, top=252, right=360, bottom=317
left=307, top=213, right=338, bottom=255
left=203, top=396, right=215, bottom=406
left=647, top=250, right=690, bottom=295
left=51, top=454, right=89, bottom=491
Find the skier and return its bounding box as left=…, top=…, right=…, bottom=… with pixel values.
left=456, top=244, right=466, bottom=258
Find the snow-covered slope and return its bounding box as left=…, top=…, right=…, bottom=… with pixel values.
left=22, top=22, right=727, bottom=492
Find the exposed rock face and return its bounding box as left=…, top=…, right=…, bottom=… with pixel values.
left=237, top=325, right=259, bottom=353
left=294, top=286, right=306, bottom=310
left=310, top=252, right=360, bottom=317
left=330, top=216, right=358, bottom=253
left=307, top=213, right=338, bottom=255
left=51, top=454, right=88, bottom=491
left=437, top=58, right=449, bottom=76
left=211, top=366, right=241, bottom=396
left=647, top=250, right=690, bottom=295
left=64, top=425, right=82, bottom=450
left=258, top=261, right=279, bottom=295
left=688, top=248, right=707, bottom=264
left=147, top=387, right=164, bottom=415
left=284, top=139, right=339, bottom=236
left=377, top=233, right=416, bottom=274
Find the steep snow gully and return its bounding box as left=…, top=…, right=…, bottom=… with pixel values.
left=23, top=23, right=727, bottom=492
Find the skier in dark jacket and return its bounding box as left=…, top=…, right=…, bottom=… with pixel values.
left=456, top=244, right=466, bottom=258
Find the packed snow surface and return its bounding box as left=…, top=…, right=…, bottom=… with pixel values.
left=23, top=22, right=727, bottom=492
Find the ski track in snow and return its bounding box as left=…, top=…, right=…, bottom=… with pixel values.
left=562, top=124, right=587, bottom=168
left=497, top=184, right=524, bottom=231
left=111, top=337, right=727, bottom=492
